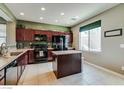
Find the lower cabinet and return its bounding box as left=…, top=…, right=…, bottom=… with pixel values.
left=48, top=49, right=54, bottom=61
left=28, top=50, right=34, bottom=64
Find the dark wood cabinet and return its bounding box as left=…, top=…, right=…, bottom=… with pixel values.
left=16, top=28, right=73, bottom=45
left=24, top=29, right=34, bottom=41
left=28, top=50, right=34, bottom=64
left=52, top=52, right=82, bottom=79
left=48, top=48, right=54, bottom=61
left=16, top=29, right=34, bottom=42
left=16, top=29, right=25, bottom=41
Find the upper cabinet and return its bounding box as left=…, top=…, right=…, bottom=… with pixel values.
left=16, top=28, right=34, bottom=42
left=16, top=28, right=73, bottom=43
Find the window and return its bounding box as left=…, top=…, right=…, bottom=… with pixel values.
left=0, top=24, right=6, bottom=45
left=80, top=20, right=101, bottom=52
left=80, top=31, right=89, bottom=51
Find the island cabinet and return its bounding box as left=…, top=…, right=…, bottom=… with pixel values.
left=52, top=50, right=82, bottom=79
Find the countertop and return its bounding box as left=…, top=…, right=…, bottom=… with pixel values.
left=0, top=48, right=34, bottom=70
left=52, top=50, right=82, bottom=55
left=47, top=48, right=54, bottom=50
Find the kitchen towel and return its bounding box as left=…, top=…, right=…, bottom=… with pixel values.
left=39, top=51, right=44, bottom=57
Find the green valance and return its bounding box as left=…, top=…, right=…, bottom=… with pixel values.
left=80, top=20, right=101, bottom=32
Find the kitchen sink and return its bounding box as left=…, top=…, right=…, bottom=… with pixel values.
left=10, top=51, right=23, bottom=56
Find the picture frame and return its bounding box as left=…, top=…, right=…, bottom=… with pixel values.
left=104, top=28, right=122, bottom=37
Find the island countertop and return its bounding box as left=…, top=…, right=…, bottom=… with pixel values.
left=52, top=50, right=82, bottom=55
left=0, top=48, right=34, bottom=70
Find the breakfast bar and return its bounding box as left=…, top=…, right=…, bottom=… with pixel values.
left=52, top=50, right=82, bottom=79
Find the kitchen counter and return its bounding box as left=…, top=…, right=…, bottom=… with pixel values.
left=52, top=50, right=82, bottom=55
left=47, top=48, right=54, bottom=50
left=0, top=48, right=34, bottom=70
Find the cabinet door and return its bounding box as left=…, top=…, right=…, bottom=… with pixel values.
left=16, top=29, right=25, bottom=41
left=20, top=52, right=28, bottom=66
left=28, top=50, right=34, bottom=64
left=45, top=31, right=52, bottom=42
left=70, top=32, right=73, bottom=44
left=16, top=29, right=34, bottom=42
left=48, top=31, right=52, bottom=42
left=48, top=49, right=53, bottom=61
left=71, top=54, right=82, bottom=73
left=58, top=55, right=72, bottom=78
left=24, top=29, right=34, bottom=41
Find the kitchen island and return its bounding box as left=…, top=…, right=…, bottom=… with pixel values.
left=52, top=50, right=82, bottom=79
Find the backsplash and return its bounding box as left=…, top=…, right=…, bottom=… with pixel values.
left=16, top=42, right=32, bottom=49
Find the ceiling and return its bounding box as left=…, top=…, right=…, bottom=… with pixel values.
left=5, top=3, right=119, bottom=27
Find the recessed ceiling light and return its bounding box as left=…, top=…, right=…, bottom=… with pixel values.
left=40, top=17, right=43, bottom=20
left=20, top=12, right=24, bottom=16
left=55, top=20, right=58, bottom=22
left=41, top=7, right=46, bottom=11
left=67, top=22, right=70, bottom=24
left=60, top=12, right=64, bottom=16
left=71, top=16, right=79, bottom=21
left=75, top=16, right=79, bottom=19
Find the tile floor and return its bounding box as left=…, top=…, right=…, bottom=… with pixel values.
left=18, top=62, right=124, bottom=85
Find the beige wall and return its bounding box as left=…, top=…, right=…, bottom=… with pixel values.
left=17, top=20, right=70, bottom=32
left=71, top=4, right=124, bottom=74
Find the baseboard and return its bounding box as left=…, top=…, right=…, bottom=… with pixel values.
left=85, top=61, right=124, bottom=79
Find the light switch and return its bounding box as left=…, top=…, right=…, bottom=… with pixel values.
left=120, top=44, right=124, bottom=48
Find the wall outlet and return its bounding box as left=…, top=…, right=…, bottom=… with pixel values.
left=120, top=44, right=124, bottom=48
left=121, top=66, right=124, bottom=71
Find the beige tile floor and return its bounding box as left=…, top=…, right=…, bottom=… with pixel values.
left=18, top=62, right=124, bottom=85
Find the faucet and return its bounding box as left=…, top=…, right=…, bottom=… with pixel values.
left=0, top=43, right=8, bottom=56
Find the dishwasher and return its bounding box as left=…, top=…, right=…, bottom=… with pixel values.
left=6, top=60, right=18, bottom=85
left=0, top=69, right=5, bottom=85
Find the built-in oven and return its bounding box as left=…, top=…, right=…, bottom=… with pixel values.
left=32, top=34, right=48, bottom=63
left=32, top=44, right=48, bottom=63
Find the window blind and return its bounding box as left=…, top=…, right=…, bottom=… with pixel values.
left=80, top=20, right=101, bottom=32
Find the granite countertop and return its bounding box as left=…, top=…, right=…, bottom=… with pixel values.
left=0, top=48, right=34, bottom=70
left=47, top=48, right=54, bottom=50
left=52, top=50, right=82, bottom=55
